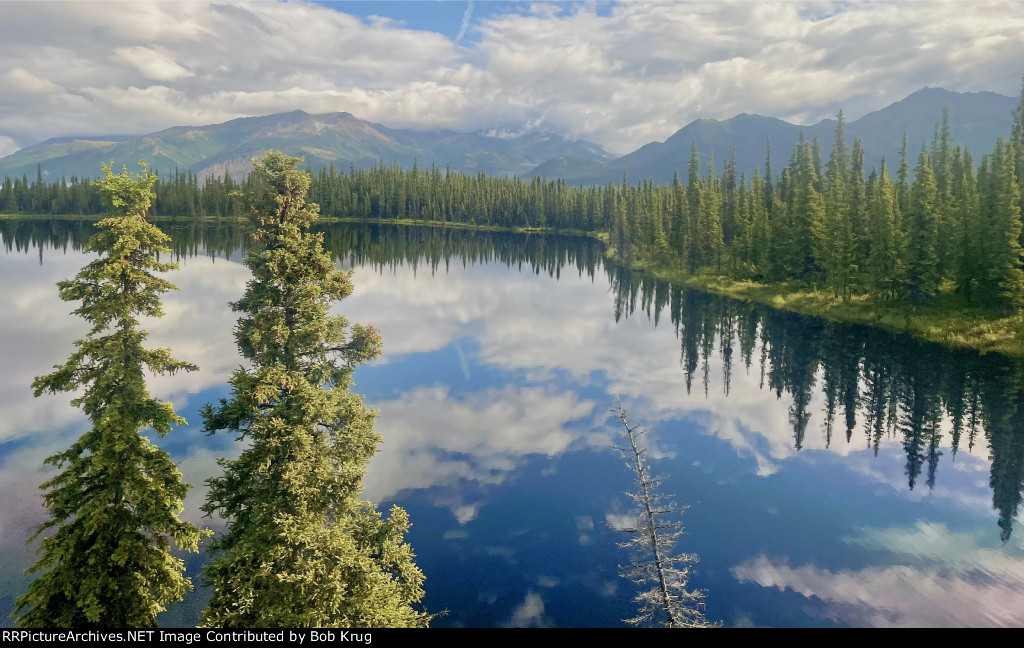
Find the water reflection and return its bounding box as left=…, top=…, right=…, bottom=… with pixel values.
left=608, top=268, right=1024, bottom=544
left=1, top=219, right=1023, bottom=627
left=733, top=520, right=1024, bottom=627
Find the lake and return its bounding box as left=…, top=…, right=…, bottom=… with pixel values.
left=1, top=219, right=1023, bottom=628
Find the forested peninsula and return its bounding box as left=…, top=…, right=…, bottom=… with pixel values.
left=4, top=85, right=1024, bottom=355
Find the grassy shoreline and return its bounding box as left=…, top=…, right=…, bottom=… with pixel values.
left=6, top=212, right=1020, bottom=356
left=616, top=254, right=1024, bottom=357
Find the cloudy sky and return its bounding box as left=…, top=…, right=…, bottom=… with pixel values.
left=1, top=0, right=1023, bottom=157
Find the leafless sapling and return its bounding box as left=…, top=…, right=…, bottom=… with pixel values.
left=610, top=397, right=717, bottom=628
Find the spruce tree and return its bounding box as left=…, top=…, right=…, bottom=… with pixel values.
left=749, top=171, right=771, bottom=277
left=721, top=144, right=739, bottom=246
left=906, top=149, right=941, bottom=303
left=15, top=162, right=204, bottom=627
left=199, top=152, right=428, bottom=628
left=955, top=148, right=982, bottom=302
left=790, top=137, right=823, bottom=278
left=734, top=172, right=752, bottom=269
left=815, top=112, right=856, bottom=298
left=1012, top=75, right=1024, bottom=232
left=932, top=107, right=958, bottom=280
left=668, top=172, right=686, bottom=259
left=867, top=160, right=907, bottom=302
left=897, top=132, right=911, bottom=213
left=700, top=155, right=725, bottom=271
left=685, top=141, right=702, bottom=272
left=991, top=140, right=1024, bottom=310
left=849, top=137, right=868, bottom=265
left=613, top=191, right=632, bottom=265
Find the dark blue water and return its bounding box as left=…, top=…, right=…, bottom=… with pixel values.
left=1, top=220, right=1023, bottom=627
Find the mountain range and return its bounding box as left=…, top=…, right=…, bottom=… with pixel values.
left=537, top=87, right=1018, bottom=185
left=0, top=87, right=1017, bottom=185
left=0, top=111, right=613, bottom=182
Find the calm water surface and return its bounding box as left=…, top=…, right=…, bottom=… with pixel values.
left=1, top=219, right=1023, bottom=627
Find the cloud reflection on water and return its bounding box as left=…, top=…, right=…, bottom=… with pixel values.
left=732, top=521, right=1024, bottom=627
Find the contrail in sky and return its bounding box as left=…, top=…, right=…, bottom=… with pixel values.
left=456, top=0, right=474, bottom=43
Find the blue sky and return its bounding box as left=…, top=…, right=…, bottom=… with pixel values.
left=0, top=1, right=1022, bottom=156
left=310, top=1, right=619, bottom=41
left=313, top=1, right=490, bottom=42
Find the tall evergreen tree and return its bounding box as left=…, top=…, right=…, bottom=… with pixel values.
left=849, top=137, right=868, bottom=262
left=668, top=171, right=687, bottom=259
left=897, top=132, right=911, bottom=214
left=199, top=152, right=428, bottom=628
left=685, top=142, right=703, bottom=272
left=749, top=171, right=771, bottom=276
left=815, top=112, right=856, bottom=298
left=1012, top=75, right=1024, bottom=243
left=721, top=144, right=739, bottom=246
left=811, top=136, right=824, bottom=192
left=867, top=160, right=907, bottom=301
left=15, top=162, right=204, bottom=627
left=613, top=191, right=633, bottom=265
left=700, top=155, right=725, bottom=271
left=734, top=171, right=752, bottom=269
left=931, top=106, right=959, bottom=279
left=906, top=149, right=941, bottom=303
left=955, top=148, right=982, bottom=301
left=991, top=140, right=1024, bottom=310
left=827, top=110, right=850, bottom=186
left=790, top=137, right=822, bottom=278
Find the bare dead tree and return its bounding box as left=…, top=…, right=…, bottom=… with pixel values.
left=610, top=396, right=717, bottom=628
